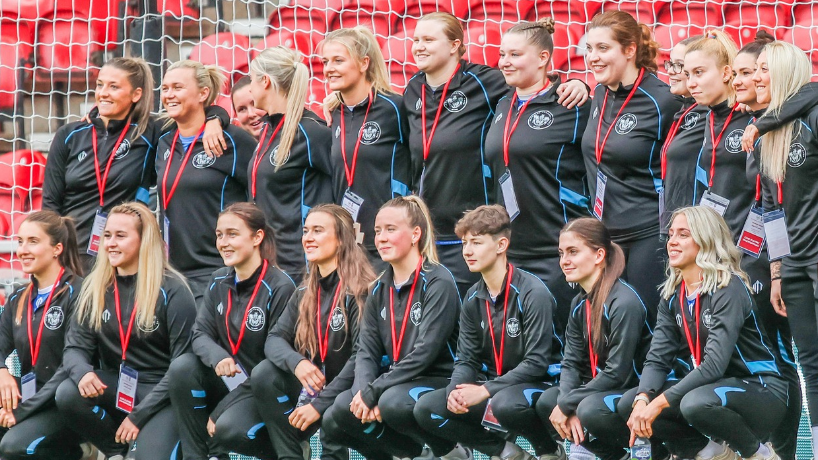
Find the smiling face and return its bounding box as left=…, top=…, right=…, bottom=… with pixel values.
left=216, top=213, right=262, bottom=268
left=667, top=43, right=689, bottom=96
left=412, top=19, right=459, bottom=74
left=160, top=67, right=208, bottom=121
left=667, top=213, right=700, bottom=271
left=732, top=51, right=759, bottom=106
left=461, top=232, right=504, bottom=273
left=374, top=206, right=420, bottom=264
left=498, top=32, right=549, bottom=91
left=322, top=41, right=368, bottom=93
left=753, top=51, right=771, bottom=105
left=103, top=213, right=142, bottom=274
left=558, top=231, right=604, bottom=285
left=95, top=66, right=142, bottom=121
left=302, top=211, right=340, bottom=266
left=684, top=50, right=730, bottom=106
left=232, top=84, right=265, bottom=137
left=585, top=27, right=636, bottom=88
left=16, top=221, right=62, bottom=276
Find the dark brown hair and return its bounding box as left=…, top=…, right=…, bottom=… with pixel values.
left=230, top=75, right=251, bottom=111
left=738, top=30, right=775, bottom=59
left=101, top=57, right=154, bottom=140
left=15, top=210, right=82, bottom=324
left=454, top=205, right=511, bottom=240
left=561, top=217, right=625, bottom=348
left=588, top=10, right=659, bottom=73
left=506, top=18, right=556, bottom=66
left=418, top=12, right=466, bottom=57
left=294, top=204, right=376, bottom=358
left=219, top=202, right=277, bottom=264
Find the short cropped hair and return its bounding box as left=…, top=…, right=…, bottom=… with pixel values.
left=455, top=205, right=511, bottom=240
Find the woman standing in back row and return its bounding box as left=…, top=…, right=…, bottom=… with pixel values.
left=582, top=11, right=682, bottom=324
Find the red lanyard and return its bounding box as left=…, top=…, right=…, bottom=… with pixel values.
left=777, top=182, right=783, bottom=205
left=502, top=85, right=550, bottom=167
left=339, top=92, right=374, bottom=188
left=27, top=267, right=64, bottom=367
left=225, top=260, right=269, bottom=356
left=706, top=104, right=737, bottom=188
left=421, top=64, right=460, bottom=162
left=484, top=264, right=514, bottom=376
left=753, top=177, right=784, bottom=206
left=388, top=257, right=423, bottom=362
left=250, top=117, right=286, bottom=200
left=679, top=280, right=701, bottom=367
left=161, top=124, right=206, bottom=210
left=90, top=121, right=131, bottom=207
left=594, top=68, right=645, bottom=164
left=113, top=277, right=138, bottom=362
left=660, top=103, right=698, bottom=180
left=585, top=300, right=598, bottom=377
left=317, top=283, right=343, bottom=363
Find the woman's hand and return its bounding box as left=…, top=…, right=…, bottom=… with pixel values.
left=452, top=384, right=490, bottom=409
left=289, top=403, right=321, bottom=431
left=771, top=279, right=787, bottom=317
left=294, top=360, right=326, bottom=394
left=742, top=124, right=760, bottom=153
left=207, top=418, right=217, bottom=437
left=115, top=417, right=140, bottom=444
left=0, top=369, right=20, bottom=410
left=202, top=118, right=228, bottom=158
left=557, top=79, right=590, bottom=109
left=627, top=394, right=668, bottom=442
left=78, top=372, right=107, bottom=398
left=0, top=408, right=16, bottom=428
left=214, top=357, right=240, bottom=377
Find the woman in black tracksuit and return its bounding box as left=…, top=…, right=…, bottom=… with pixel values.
left=485, top=20, right=591, bottom=340
left=322, top=27, right=412, bottom=270
left=251, top=204, right=376, bottom=460
left=167, top=203, right=295, bottom=460
left=751, top=41, right=818, bottom=458
left=535, top=217, right=651, bottom=460
left=157, top=60, right=256, bottom=302
left=582, top=11, right=683, bottom=325
left=247, top=47, right=333, bottom=279
left=414, top=205, right=564, bottom=460
left=321, top=196, right=460, bottom=460
left=56, top=202, right=197, bottom=460
left=42, top=57, right=229, bottom=273
left=0, top=211, right=83, bottom=460
left=618, top=206, right=787, bottom=460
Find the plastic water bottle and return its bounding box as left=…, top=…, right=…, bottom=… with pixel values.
left=631, top=437, right=652, bottom=460
left=296, top=387, right=318, bottom=408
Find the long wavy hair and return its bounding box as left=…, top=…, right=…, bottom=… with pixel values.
left=294, top=204, right=375, bottom=358
left=660, top=206, right=750, bottom=299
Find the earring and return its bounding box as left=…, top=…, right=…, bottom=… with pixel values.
left=412, top=241, right=416, bottom=247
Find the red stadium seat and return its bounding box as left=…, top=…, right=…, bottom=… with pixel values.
left=653, top=22, right=707, bottom=52
left=332, top=0, right=398, bottom=41
left=549, top=24, right=584, bottom=71
left=269, top=4, right=334, bottom=37
left=0, top=26, right=34, bottom=112
left=189, top=32, right=254, bottom=83
left=468, top=0, right=534, bottom=23
left=464, top=21, right=506, bottom=67
left=724, top=3, right=790, bottom=47
left=255, top=30, right=316, bottom=62
left=382, top=32, right=415, bottom=92
left=783, top=6, right=818, bottom=72
left=562, top=55, right=596, bottom=90
left=159, top=0, right=200, bottom=20
left=656, top=3, right=722, bottom=43
left=35, top=15, right=103, bottom=83
left=528, top=1, right=600, bottom=27
left=306, top=79, right=328, bottom=117
left=403, top=0, right=469, bottom=21
left=0, top=150, right=44, bottom=233
left=599, top=0, right=662, bottom=25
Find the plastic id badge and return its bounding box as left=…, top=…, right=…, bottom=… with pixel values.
left=658, top=187, right=665, bottom=225
left=481, top=398, right=508, bottom=432
left=342, top=189, right=364, bottom=222
left=220, top=361, right=248, bottom=392
left=87, top=210, right=108, bottom=256
left=593, top=171, right=607, bottom=220
left=738, top=207, right=766, bottom=258
left=116, top=364, right=139, bottom=413
left=499, top=170, right=520, bottom=222
left=163, top=215, right=170, bottom=252
left=699, top=191, right=730, bottom=217
left=21, top=372, right=36, bottom=402
left=763, top=209, right=791, bottom=261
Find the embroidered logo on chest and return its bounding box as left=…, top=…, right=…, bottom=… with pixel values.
left=246, top=306, right=265, bottom=331
left=44, top=306, right=64, bottom=330
left=77, top=151, right=88, bottom=163
left=724, top=129, right=744, bottom=154
left=163, top=148, right=171, bottom=160
left=415, top=98, right=422, bottom=111
left=528, top=110, right=554, bottom=130
left=506, top=317, right=521, bottom=337
left=788, top=142, right=807, bottom=167
left=216, top=302, right=224, bottom=315
left=615, top=113, right=638, bottom=135
left=410, top=302, right=422, bottom=326
left=138, top=315, right=160, bottom=333
left=114, top=139, right=131, bottom=159
left=335, top=126, right=341, bottom=139
left=444, top=91, right=468, bottom=113
left=360, top=122, right=381, bottom=145
left=702, top=309, right=714, bottom=329
left=682, top=112, right=700, bottom=130
left=330, top=307, right=345, bottom=332
left=269, top=145, right=289, bottom=167
left=102, top=309, right=111, bottom=323
left=192, top=151, right=216, bottom=169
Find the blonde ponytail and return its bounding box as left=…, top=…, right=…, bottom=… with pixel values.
left=379, top=195, right=439, bottom=264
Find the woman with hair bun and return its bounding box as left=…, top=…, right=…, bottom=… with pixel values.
left=0, top=211, right=84, bottom=460
left=582, top=11, right=683, bottom=324
left=321, top=27, right=412, bottom=270
left=406, top=13, right=588, bottom=297
left=248, top=46, right=333, bottom=278
left=534, top=217, right=652, bottom=460
left=157, top=60, right=257, bottom=302
left=321, top=196, right=460, bottom=460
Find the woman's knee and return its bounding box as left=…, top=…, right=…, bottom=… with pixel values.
left=679, top=389, right=716, bottom=425
left=250, top=359, right=282, bottom=396
left=54, top=378, right=83, bottom=413
left=534, top=386, right=560, bottom=420
left=412, top=389, right=447, bottom=430
left=323, top=391, right=356, bottom=435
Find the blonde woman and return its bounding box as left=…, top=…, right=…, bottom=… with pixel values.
left=619, top=206, right=786, bottom=460
left=157, top=60, right=257, bottom=303
left=752, top=41, right=818, bottom=458
left=321, top=27, right=412, bottom=269
left=55, top=202, right=197, bottom=460
left=248, top=46, right=333, bottom=278
left=321, top=196, right=460, bottom=460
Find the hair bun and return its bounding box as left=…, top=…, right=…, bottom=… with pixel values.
left=538, top=17, right=555, bottom=34
left=755, top=30, right=775, bottom=44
